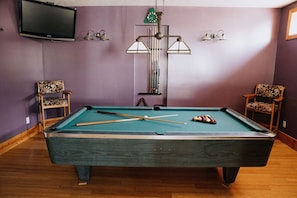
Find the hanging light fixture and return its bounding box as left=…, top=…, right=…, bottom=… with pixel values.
left=126, top=11, right=191, bottom=55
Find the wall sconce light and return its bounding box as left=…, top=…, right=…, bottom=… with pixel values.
left=202, top=30, right=226, bottom=41
left=127, top=11, right=191, bottom=54
left=84, top=29, right=110, bottom=41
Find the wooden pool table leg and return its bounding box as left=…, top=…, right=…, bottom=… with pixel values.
left=76, top=165, right=91, bottom=185
left=222, top=167, right=240, bottom=184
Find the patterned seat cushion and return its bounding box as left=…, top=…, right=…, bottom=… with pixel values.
left=38, top=80, right=64, bottom=94
left=247, top=102, right=279, bottom=113
left=256, top=84, right=284, bottom=98
left=43, top=98, right=68, bottom=106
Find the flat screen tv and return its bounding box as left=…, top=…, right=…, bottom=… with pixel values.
left=18, top=0, right=77, bottom=41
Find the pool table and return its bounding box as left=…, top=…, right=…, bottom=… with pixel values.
left=44, top=106, right=275, bottom=185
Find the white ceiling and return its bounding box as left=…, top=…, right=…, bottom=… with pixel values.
left=41, top=0, right=296, bottom=8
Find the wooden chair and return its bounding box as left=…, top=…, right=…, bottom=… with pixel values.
left=243, top=84, right=285, bottom=132
left=37, top=80, right=72, bottom=129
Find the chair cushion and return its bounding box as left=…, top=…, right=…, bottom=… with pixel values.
left=247, top=102, right=279, bottom=113
left=43, top=98, right=68, bottom=106
left=256, top=84, right=284, bottom=98
left=38, top=80, right=64, bottom=94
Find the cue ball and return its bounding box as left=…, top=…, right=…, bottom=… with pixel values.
left=144, top=115, right=148, bottom=119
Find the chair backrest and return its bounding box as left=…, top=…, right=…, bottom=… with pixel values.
left=37, top=80, right=65, bottom=94
left=255, top=84, right=285, bottom=99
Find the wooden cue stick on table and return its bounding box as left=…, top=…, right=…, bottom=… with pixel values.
left=97, top=110, right=177, bottom=119
left=76, top=117, right=141, bottom=126
left=76, top=112, right=186, bottom=126
left=97, top=110, right=186, bottom=124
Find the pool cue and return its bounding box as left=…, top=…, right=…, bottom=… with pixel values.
left=97, top=110, right=186, bottom=124
left=156, top=33, right=160, bottom=93
left=152, top=26, right=158, bottom=93
left=149, top=28, right=153, bottom=93
left=97, top=110, right=174, bottom=119
left=76, top=117, right=141, bottom=126
left=155, top=26, right=160, bottom=93
left=76, top=114, right=186, bottom=126
left=153, top=28, right=156, bottom=92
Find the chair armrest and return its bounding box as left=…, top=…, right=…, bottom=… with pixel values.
left=37, top=93, right=44, bottom=99
left=274, top=96, right=284, bottom=102
left=63, top=90, right=72, bottom=95
left=243, top=93, right=256, bottom=98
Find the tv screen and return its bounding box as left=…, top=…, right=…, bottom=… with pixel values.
left=18, top=0, right=77, bottom=41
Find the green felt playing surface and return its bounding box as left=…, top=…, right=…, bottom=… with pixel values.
left=53, top=106, right=264, bottom=135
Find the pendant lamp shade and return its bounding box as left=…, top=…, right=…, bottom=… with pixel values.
left=126, top=40, right=151, bottom=54
left=167, top=39, right=191, bottom=54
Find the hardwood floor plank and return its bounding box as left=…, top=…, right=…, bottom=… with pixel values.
left=1, top=134, right=297, bottom=197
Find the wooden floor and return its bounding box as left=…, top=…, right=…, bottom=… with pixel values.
left=1, top=133, right=297, bottom=198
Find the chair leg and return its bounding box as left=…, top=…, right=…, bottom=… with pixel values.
left=39, top=105, right=43, bottom=127
left=68, top=98, right=71, bottom=114
left=63, top=107, right=67, bottom=117
left=274, top=111, right=281, bottom=131
left=41, top=107, right=46, bottom=129
left=269, top=111, right=275, bottom=131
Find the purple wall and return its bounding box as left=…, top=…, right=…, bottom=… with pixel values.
left=165, top=7, right=279, bottom=110
left=43, top=6, right=280, bottom=111
left=42, top=7, right=136, bottom=109
left=274, top=2, right=297, bottom=138
left=0, top=0, right=283, bottom=142
left=0, top=0, right=43, bottom=141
